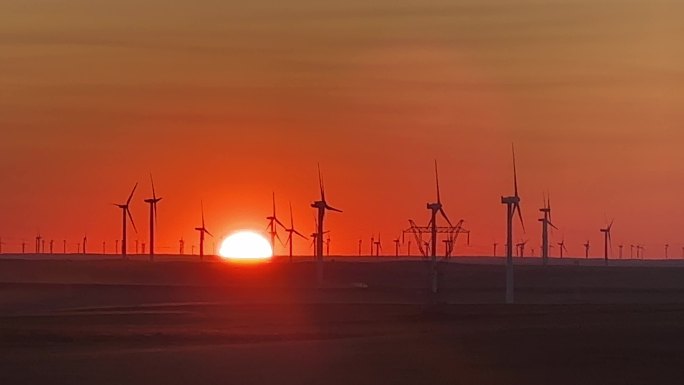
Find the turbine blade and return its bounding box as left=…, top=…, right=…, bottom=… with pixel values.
left=515, top=203, right=526, bottom=233
left=434, top=160, right=441, bottom=204
left=275, top=217, right=288, bottom=230
left=325, top=205, right=342, bottom=213
left=294, top=229, right=308, bottom=240
left=201, top=201, right=205, bottom=228
left=318, top=163, right=325, bottom=202
left=512, top=144, right=519, bottom=197
left=150, top=174, right=157, bottom=200
left=154, top=203, right=158, bottom=226
left=126, top=183, right=138, bottom=206
left=439, top=208, right=453, bottom=227
left=548, top=221, right=559, bottom=231
left=289, top=202, right=294, bottom=228
left=272, top=192, right=276, bottom=216
left=205, top=228, right=213, bottom=238
left=127, top=208, right=138, bottom=233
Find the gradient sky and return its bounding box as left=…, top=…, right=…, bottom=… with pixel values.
left=1, top=0, right=683, bottom=257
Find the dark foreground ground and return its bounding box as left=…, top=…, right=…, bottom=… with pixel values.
left=1, top=258, right=684, bottom=384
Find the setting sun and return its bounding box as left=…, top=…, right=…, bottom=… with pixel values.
left=219, top=231, right=273, bottom=261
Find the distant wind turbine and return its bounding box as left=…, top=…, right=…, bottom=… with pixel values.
left=539, top=195, right=558, bottom=266
left=374, top=234, right=382, bottom=257
left=311, top=165, right=342, bottom=287
left=266, top=193, right=287, bottom=257
left=144, top=174, right=162, bottom=261
left=194, top=202, right=213, bottom=261
left=114, top=183, right=138, bottom=258
left=284, top=202, right=307, bottom=263
left=600, top=220, right=613, bottom=265
left=501, top=145, right=525, bottom=304
left=584, top=240, right=590, bottom=259
left=557, top=239, right=568, bottom=259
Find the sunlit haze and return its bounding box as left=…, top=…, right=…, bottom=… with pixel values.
left=1, top=0, right=683, bottom=257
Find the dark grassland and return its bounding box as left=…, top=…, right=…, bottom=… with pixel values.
left=1, top=258, right=684, bottom=384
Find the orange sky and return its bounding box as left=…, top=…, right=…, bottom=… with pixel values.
left=1, top=0, right=683, bottom=257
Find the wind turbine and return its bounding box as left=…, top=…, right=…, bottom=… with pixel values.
left=493, top=242, right=498, bottom=257
left=194, top=202, right=213, bottom=261
left=114, top=183, right=138, bottom=258
left=144, top=174, right=162, bottom=261
left=539, top=195, right=558, bottom=266
left=665, top=244, right=669, bottom=259
left=516, top=239, right=529, bottom=258
left=584, top=241, right=590, bottom=259
left=374, top=234, right=382, bottom=257
left=394, top=237, right=401, bottom=257
left=311, top=165, right=342, bottom=287
left=501, top=145, right=525, bottom=304
left=600, top=220, right=613, bottom=265
left=325, top=234, right=331, bottom=256
left=266, top=193, right=287, bottom=256
left=427, top=161, right=453, bottom=294
left=284, top=203, right=307, bottom=263
left=557, top=239, right=568, bottom=259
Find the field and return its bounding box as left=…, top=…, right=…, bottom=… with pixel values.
left=1, top=256, right=684, bottom=384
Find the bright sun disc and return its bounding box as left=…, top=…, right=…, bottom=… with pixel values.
left=219, top=231, right=273, bottom=261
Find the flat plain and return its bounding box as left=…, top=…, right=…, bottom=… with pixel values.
left=1, top=256, right=684, bottom=384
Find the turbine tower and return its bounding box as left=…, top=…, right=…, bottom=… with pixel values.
left=266, top=193, right=287, bottom=256
left=284, top=203, right=307, bottom=263
left=311, top=165, right=342, bottom=287
left=600, top=220, right=613, bottom=265
left=501, top=145, right=525, bottom=304
left=539, top=195, right=558, bottom=266
left=144, top=174, right=162, bottom=261
left=394, top=237, right=400, bottom=257
left=114, top=183, right=138, bottom=258
left=194, top=202, right=213, bottom=261
left=427, top=161, right=453, bottom=294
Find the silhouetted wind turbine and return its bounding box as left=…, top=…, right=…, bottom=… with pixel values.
left=600, top=220, right=613, bottom=265
left=311, top=165, right=342, bottom=287
left=501, top=145, right=525, bottom=304
left=584, top=240, right=590, bottom=259
left=284, top=203, right=307, bottom=263
left=394, top=237, right=400, bottom=257
left=427, top=161, right=452, bottom=294
left=374, top=234, right=382, bottom=257
left=114, top=183, right=138, bottom=258
left=557, top=238, right=568, bottom=259
left=516, top=239, right=529, bottom=258
left=144, top=174, right=162, bottom=261
left=493, top=242, right=498, bottom=257
left=539, top=195, right=558, bottom=266
left=266, top=192, right=287, bottom=256
left=194, top=202, right=213, bottom=261
left=665, top=243, right=669, bottom=259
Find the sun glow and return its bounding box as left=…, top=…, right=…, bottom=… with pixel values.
left=219, top=231, right=273, bottom=261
